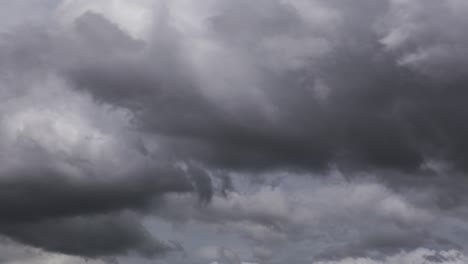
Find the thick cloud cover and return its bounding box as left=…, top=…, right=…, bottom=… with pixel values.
left=2, top=0, right=468, bottom=263
left=41, top=0, right=468, bottom=175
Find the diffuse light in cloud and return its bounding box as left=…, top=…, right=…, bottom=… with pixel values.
left=1, top=0, right=468, bottom=263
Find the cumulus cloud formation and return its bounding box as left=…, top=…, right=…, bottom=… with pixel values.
left=157, top=174, right=466, bottom=262
left=2, top=0, right=468, bottom=263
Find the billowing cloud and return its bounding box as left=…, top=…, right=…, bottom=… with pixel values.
left=36, top=0, right=468, bottom=176
left=2, top=0, right=468, bottom=263
left=157, top=174, right=463, bottom=262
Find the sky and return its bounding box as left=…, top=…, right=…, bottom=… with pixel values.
left=2, top=0, right=468, bottom=263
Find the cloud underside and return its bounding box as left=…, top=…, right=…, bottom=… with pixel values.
left=2, top=0, right=468, bottom=263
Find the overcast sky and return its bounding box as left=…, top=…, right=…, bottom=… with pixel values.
left=2, top=0, right=468, bottom=263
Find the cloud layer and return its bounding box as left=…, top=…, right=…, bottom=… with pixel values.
left=2, top=0, right=468, bottom=263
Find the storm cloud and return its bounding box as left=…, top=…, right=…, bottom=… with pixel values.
left=2, top=0, right=468, bottom=263
left=44, top=0, right=468, bottom=175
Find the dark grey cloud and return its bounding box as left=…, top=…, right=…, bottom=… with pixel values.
left=0, top=146, right=201, bottom=258
left=3, top=0, right=468, bottom=263
left=0, top=166, right=192, bottom=223
left=0, top=19, right=210, bottom=256
left=1, top=214, right=173, bottom=258
left=53, top=0, right=468, bottom=177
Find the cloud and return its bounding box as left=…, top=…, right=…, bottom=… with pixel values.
left=34, top=0, right=468, bottom=177
left=0, top=240, right=109, bottom=264
left=1, top=214, right=174, bottom=258
left=315, top=248, right=468, bottom=264
left=2, top=0, right=468, bottom=263
left=156, top=174, right=463, bottom=262
left=0, top=7, right=207, bottom=258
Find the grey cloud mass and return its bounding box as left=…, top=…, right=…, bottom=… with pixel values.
left=2, top=0, right=468, bottom=263
left=53, top=0, right=468, bottom=174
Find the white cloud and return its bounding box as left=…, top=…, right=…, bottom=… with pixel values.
left=0, top=242, right=106, bottom=264
left=314, top=248, right=468, bottom=264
